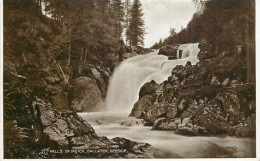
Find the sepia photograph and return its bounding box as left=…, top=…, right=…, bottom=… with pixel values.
left=0, top=0, right=259, bottom=159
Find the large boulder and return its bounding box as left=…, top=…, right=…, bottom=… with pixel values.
left=138, top=80, right=159, bottom=99
left=228, top=114, right=256, bottom=137
left=158, top=45, right=178, bottom=59
left=30, top=98, right=153, bottom=158
left=132, top=46, right=153, bottom=55
left=129, top=94, right=157, bottom=118
left=69, top=77, right=103, bottom=112
left=130, top=42, right=255, bottom=137
left=77, top=65, right=111, bottom=98
left=51, top=92, right=70, bottom=112
left=5, top=88, right=154, bottom=159
left=197, top=41, right=214, bottom=62
left=152, top=118, right=208, bottom=136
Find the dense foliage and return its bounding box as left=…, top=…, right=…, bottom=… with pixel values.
left=3, top=0, right=146, bottom=157
left=153, top=0, right=255, bottom=51
left=152, top=0, right=255, bottom=83
left=4, top=0, right=147, bottom=95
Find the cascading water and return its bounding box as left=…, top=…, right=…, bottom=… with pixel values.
left=106, top=43, right=200, bottom=113
left=80, top=43, right=255, bottom=158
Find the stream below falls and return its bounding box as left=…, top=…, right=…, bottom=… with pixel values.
left=79, top=112, right=255, bottom=158
left=79, top=43, right=255, bottom=158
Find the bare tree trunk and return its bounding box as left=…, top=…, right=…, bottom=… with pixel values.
left=58, top=64, right=68, bottom=84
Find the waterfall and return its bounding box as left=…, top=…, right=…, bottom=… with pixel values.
left=106, top=43, right=200, bottom=113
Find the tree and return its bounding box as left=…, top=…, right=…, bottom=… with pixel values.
left=123, top=0, right=131, bottom=45
left=169, top=27, right=176, bottom=37
left=126, top=0, right=145, bottom=47
left=111, top=0, right=124, bottom=41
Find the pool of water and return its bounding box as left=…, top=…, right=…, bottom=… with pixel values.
left=79, top=112, right=256, bottom=158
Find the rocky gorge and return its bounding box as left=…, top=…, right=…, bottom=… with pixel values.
left=3, top=0, right=256, bottom=158
left=130, top=41, right=256, bottom=137
left=3, top=41, right=256, bottom=158
left=4, top=70, right=155, bottom=158
left=3, top=46, right=156, bottom=158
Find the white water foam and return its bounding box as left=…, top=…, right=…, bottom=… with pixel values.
left=106, top=43, right=200, bottom=113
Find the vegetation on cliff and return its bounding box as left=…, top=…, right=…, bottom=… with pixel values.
left=4, top=0, right=147, bottom=112
left=3, top=0, right=149, bottom=158
left=152, top=0, right=255, bottom=83
left=135, top=0, right=255, bottom=137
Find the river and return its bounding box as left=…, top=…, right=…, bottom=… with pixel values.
left=79, top=112, right=255, bottom=158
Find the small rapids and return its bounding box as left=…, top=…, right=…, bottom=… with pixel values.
left=78, top=43, right=255, bottom=158
left=106, top=43, right=200, bottom=113
left=79, top=112, right=255, bottom=158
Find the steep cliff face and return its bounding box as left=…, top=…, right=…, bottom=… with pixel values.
left=4, top=72, right=153, bottom=159
left=130, top=41, right=255, bottom=137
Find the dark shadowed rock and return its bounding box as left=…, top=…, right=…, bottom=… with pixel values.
left=69, top=77, right=103, bottom=112
left=158, top=45, right=178, bottom=59
left=139, top=80, right=159, bottom=99
left=228, top=114, right=256, bottom=137
left=30, top=98, right=153, bottom=158
left=152, top=118, right=208, bottom=136
left=51, top=92, right=69, bottom=112
left=129, top=94, right=157, bottom=118
left=77, top=65, right=111, bottom=99
left=130, top=41, right=255, bottom=137
left=175, top=123, right=208, bottom=136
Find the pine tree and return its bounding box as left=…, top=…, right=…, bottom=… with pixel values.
left=123, top=0, right=131, bottom=45
left=111, top=0, right=124, bottom=41
left=126, top=0, right=145, bottom=47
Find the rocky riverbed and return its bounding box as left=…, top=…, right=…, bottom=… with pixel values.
left=80, top=112, right=256, bottom=158
left=3, top=71, right=155, bottom=159
left=130, top=41, right=256, bottom=137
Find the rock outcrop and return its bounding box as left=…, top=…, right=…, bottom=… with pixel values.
left=130, top=41, right=256, bottom=137
left=158, top=45, right=179, bottom=59
left=33, top=98, right=152, bottom=158
left=69, top=77, right=104, bottom=112
left=4, top=73, right=153, bottom=158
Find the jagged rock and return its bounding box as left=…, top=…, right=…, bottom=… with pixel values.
left=228, top=114, right=256, bottom=137
left=175, top=123, right=208, bottom=136
left=178, top=98, right=188, bottom=112
left=69, top=77, right=103, bottom=112
left=166, top=98, right=178, bottom=118
left=130, top=94, right=157, bottom=118
left=143, top=103, right=167, bottom=123
left=152, top=118, right=208, bottom=136
left=78, top=65, right=110, bottom=98
left=30, top=98, right=153, bottom=158
left=152, top=118, right=178, bottom=130
left=197, top=40, right=215, bottom=61
left=131, top=42, right=255, bottom=137
left=138, top=81, right=158, bottom=99
left=216, top=92, right=243, bottom=124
